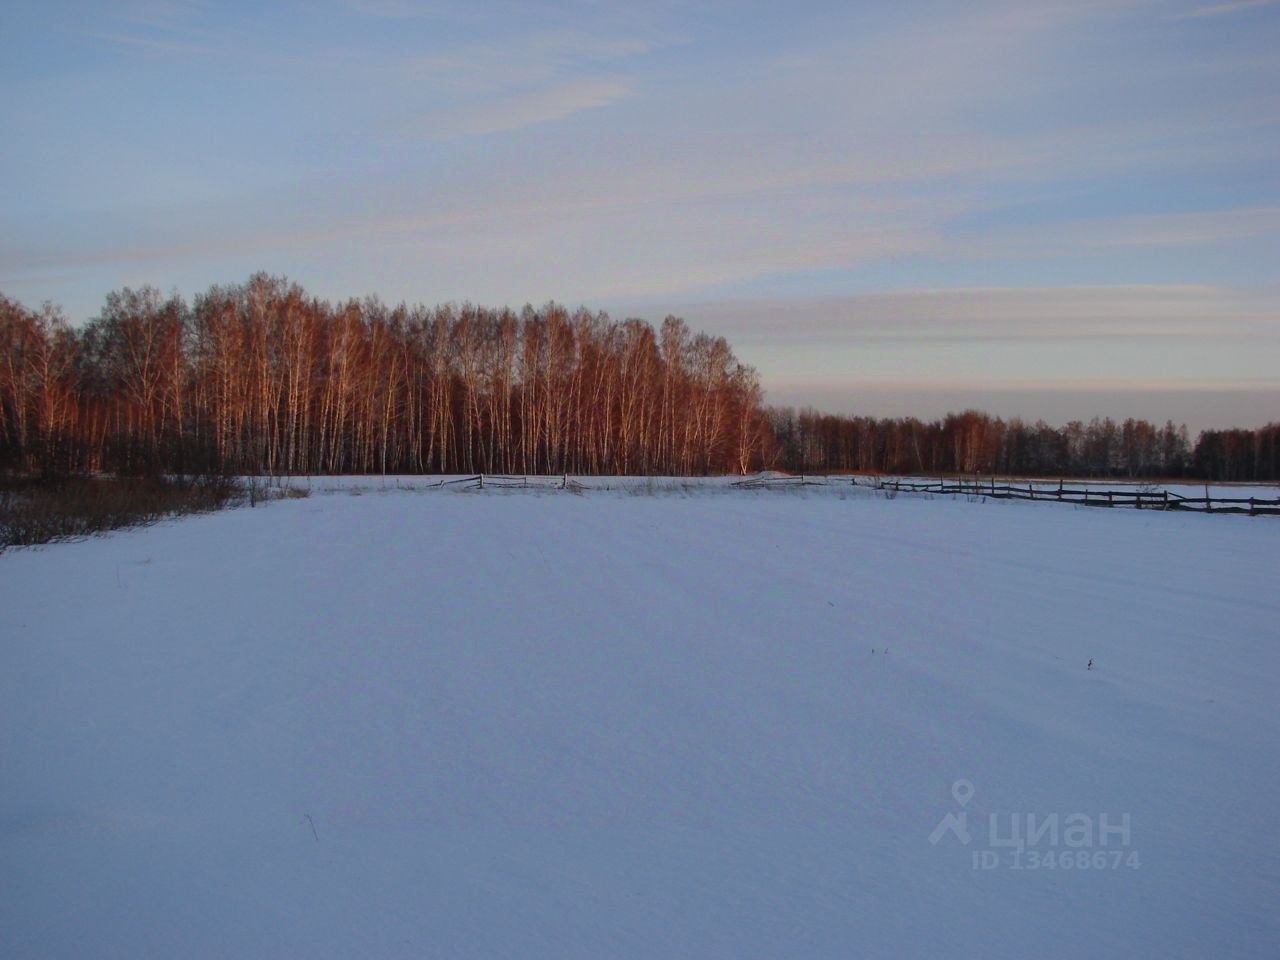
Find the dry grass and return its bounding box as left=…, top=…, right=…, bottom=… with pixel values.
left=0, top=475, right=244, bottom=549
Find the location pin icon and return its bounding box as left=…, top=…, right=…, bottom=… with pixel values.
left=952, top=779, right=974, bottom=807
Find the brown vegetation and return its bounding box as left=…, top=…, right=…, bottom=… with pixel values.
left=0, top=475, right=242, bottom=548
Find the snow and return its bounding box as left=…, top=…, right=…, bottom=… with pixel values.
left=3, top=483, right=1278, bottom=958
left=272, top=471, right=1280, bottom=502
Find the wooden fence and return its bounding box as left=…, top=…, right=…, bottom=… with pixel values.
left=874, top=477, right=1280, bottom=516
left=731, top=475, right=838, bottom=490
left=437, top=474, right=583, bottom=491
left=728, top=473, right=1280, bottom=516
left=384, top=473, right=1279, bottom=515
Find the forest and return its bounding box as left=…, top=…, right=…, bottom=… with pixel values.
left=770, top=407, right=1280, bottom=482
left=0, top=275, right=770, bottom=478
left=1, top=273, right=1276, bottom=482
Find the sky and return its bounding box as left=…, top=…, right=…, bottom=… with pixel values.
left=1, top=0, right=1278, bottom=429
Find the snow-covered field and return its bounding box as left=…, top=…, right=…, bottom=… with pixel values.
left=264, top=472, right=1280, bottom=500
left=3, top=483, right=1278, bottom=959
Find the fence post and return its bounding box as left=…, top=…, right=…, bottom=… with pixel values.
left=1249, top=497, right=1255, bottom=517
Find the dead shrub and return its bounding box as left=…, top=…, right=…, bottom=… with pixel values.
left=0, top=474, right=243, bottom=549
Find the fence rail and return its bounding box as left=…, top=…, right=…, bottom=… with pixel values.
left=435, top=474, right=583, bottom=491
left=342, top=472, right=1278, bottom=515
left=875, top=478, right=1280, bottom=516
left=731, top=474, right=836, bottom=490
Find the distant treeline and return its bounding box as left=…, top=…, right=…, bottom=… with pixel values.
left=769, top=407, right=1280, bottom=482
left=0, top=275, right=770, bottom=478
left=2, top=274, right=1276, bottom=481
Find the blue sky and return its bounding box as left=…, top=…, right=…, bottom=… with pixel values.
left=2, top=0, right=1278, bottom=428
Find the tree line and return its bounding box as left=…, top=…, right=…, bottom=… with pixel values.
left=769, top=407, right=1280, bottom=482
left=0, top=275, right=770, bottom=478
left=2, top=274, right=1275, bottom=481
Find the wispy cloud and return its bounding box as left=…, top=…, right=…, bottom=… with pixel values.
left=337, top=0, right=447, bottom=17
left=951, top=206, right=1280, bottom=261
left=407, top=76, right=633, bottom=138
left=86, top=1, right=229, bottom=60
left=409, top=28, right=661, bottom=73
left=398, top=27, right=664, bottom=95
left=666, top=285, right=1280, bottom=346
left=762, top=376, right=1280, bottom=431
left=92, top=30, right=222, bottom=58
left=775, top=375, right=1280, bottom=393
left=1177, top=0, right=1280, bottom=19
left=117, top=0, right=210, bottom=30
left=1079, top=206, right=1280, bottom=248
